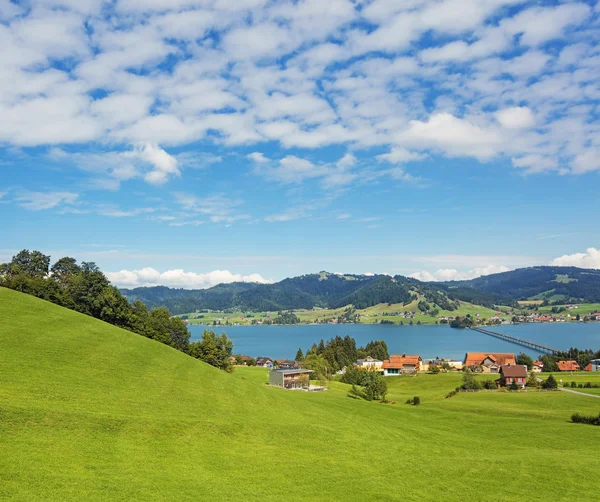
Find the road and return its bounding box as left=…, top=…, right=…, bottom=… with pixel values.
left=558, top=387, right=600, bottom=399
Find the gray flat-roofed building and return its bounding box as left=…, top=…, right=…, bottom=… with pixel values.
left=269, top=369, right=313, bottom=389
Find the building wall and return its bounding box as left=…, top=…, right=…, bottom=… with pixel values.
left=269, top=371, right=285, bottom=387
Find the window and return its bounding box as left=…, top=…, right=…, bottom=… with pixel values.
left=387, top=368, right=399, bottom=374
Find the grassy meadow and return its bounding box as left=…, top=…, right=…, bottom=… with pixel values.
left=182, top=299, right=502, bottom=326
left=2, top=287, right=600, bottom=501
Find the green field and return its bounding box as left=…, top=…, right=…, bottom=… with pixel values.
left=2, top=287, right=600, bottom=501
left=182, top=299, right=502, bottom=326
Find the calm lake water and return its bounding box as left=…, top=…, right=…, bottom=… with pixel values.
left=188, top=322, right=600, bottom=360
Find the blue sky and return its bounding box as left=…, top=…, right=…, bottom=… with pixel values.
left=1, top=0, right=600, bottom=288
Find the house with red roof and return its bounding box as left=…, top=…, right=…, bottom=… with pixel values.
left=556, top=360, right=580, bottom=372
left=496, top=364, right=528, bottom=389
left=463, top=353, right=516, bottom=373
left=531, top=360, right=544, bottom=373
left=382, top=354, right=422, bottom=376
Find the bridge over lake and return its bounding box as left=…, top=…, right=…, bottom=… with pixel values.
left=471, top=327, right=560, bottom=355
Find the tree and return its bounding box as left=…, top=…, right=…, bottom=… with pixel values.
left=516, top=352, right=534, bottom=370
left=188, top=330, right=233, bottom=372
left=295, top=348, right=304, bottom=362
left=542, top=374, right=558, bottom=389
left=50, top=257, right=81, bottom=284
left=462, top=368, right=481, bottom=390
left=526, top=372, right=539, bottom=388
left=365, top=339, right=392, bottom=358
left=303, top=353, right=329, bottom=386
left=10, top=249, right=50, bottom=278
left=509, top=380, right=519, bottom=391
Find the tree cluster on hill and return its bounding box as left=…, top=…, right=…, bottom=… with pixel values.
left=302, top=336, right=389, bottom=375
left=272, top=311, right=300, bottom=325
left=450, top=315, right=475, bottom=328
left=0, top=250, right=191, bottom=349
left=0, top=250, right=235, bottom=372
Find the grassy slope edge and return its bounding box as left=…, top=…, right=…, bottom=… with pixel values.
left=1, top=287, right=599, bottom=501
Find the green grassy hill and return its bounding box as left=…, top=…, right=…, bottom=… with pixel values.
left=1, top=287, right=599, bottom=501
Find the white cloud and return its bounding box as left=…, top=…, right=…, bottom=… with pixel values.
left=174, top=193, right=250, bottom=223
left=15, top=191, right=79, bottom=210
left=107, top=267, right=271, bottom=289
left=551, top=248, right=600, bottom=269
left=247, top=152, right=269, bottom=163
left=396, top=113, right=502, bottom=160
left=410, top=265, right=510, bottom=282
left=495, top=107, right=535, bottom=129
left=512, top=155, right=558, bottom=174
left=376, top=147, right=425, bottom=164
left=0, top=0, right=596, bottom=183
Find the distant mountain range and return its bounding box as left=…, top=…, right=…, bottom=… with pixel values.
left=446, top=266, right=600, bottom=302
left=121, top=266, right=600, bottom=315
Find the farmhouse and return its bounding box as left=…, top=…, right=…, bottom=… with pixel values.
left=463, top=353, right=516, bottom=373
left=556, top=360, right=580, bottom=372
left=591, top=359, right=600, bottom=372
left=496, top=364, right=527, bottom=389
left=382, top=354, right=422, bottom=376
left=356, top=356, right=383, bottom=370
left=531, top=360, right=544, bottom=373
left=269, top=369, right=313, bottom=389
left=255, top=357, right=273, bottom=367
left=276, top=359, right=298, bottom=369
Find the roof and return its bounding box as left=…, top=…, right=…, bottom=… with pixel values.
left=584, top=363, right=592, bottom=371
left=271, top=369, right=313, bottom=375
left=500, top=364, right=527, bottom=378
left=557, top=360, right=580, bottom=371
left=464, top=353, right=515, bottom=367
left=533, top=360, right=544, bottom=367
left=382, top=354, right=422, bottom=369
left=357, top=357, right=382, bottom=364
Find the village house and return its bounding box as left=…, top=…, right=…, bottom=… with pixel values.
left=556, top=360, right=580, bottom=372
left=382, top=354, right=422, bottom=376
left=255, top=357, right=273, bottom=367
left=591, top=359, right=600, bottom=372
left=355, top=356, right=383, bottom=370
left=531, top=360, right=544, bottom=373
left=276, top=359, right=298, bottom=370
left=463, top=353, right=516, bottom=373
left=269, top=369, right=313, bottom=389
left=496, top=364, right=527, bottom=389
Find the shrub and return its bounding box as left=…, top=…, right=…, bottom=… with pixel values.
left=542, top=374, right=558, bottom=389
left=571, top=381, right=577, bottom=388
left=405, top=396, right=421, bottom=406
left=430, top=365, right=440, bottom=374
left=584, top=382, right=592, bottom=388
left=578, top=383, right=583, bottom=388
left=563, top=382, right=570, bottom=388
left=445, top=390, right=457, bottom=399
left=509, top=380, right=519, bottom=391
left=482, top=380, right=497, bottom=390
left=571, top=413, right=600, bottom=426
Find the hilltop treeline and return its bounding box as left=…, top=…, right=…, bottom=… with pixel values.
left=300, top=336, right=389, bottom=377
left=0, top=250, right=191, bottom=352
left=454, top=266, right=600, bottom=302
left=123, top=271, right=512, bottom=314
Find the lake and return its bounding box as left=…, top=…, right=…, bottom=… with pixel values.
left=188, top=322, right=600, bottom=360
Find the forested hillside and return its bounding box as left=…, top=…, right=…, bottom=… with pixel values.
left=451, top=266, right=600, bottom=302
left=122, top=271, right=513, bottom=314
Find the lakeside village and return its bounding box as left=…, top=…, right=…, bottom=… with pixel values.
left=234, top=351, right=600, bottom=391
left=182, top=303, right=600, bottom=327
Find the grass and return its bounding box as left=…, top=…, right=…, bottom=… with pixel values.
left=184, top=299, right=501, bottom=326
left=2, top=287, right=600, bottom=501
